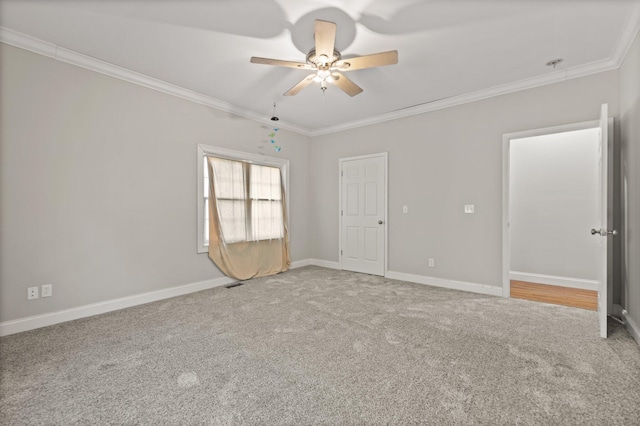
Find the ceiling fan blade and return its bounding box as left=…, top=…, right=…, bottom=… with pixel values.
left=284, top=74, right=316, bottom=96
left=250, top=57, right=313, bottom=70
left=335, top=50, right=398, bottom=71
left=314, top=20, right=337, bottom=63
left=332, top=72, right=363, bottom=97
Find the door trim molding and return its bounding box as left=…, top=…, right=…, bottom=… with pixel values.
left=338, top=152, right=389, bottom=276
left=502, top=119, right=600, bottom=298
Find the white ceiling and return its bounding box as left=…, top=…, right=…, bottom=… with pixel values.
left=1, top=0, right=639, bottom=136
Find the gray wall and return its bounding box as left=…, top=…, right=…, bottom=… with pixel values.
left=0, top=43, right=312, bottom=322
left=311, top=71, right=619, bottom=289
left=620, top=29, right=640, bottom=332
left=0, top=36, right=632, bottom=325
left=510, top=130, right=599, bottom=281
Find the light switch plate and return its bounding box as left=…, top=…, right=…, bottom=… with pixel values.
left=464, top=204, right=475, bottom=214
left=402, top=205, right=408, bottom=213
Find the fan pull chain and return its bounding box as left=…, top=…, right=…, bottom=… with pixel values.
left=321, top=79, right=327, bottom=102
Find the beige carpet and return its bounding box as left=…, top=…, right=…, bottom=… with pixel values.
left=1, top=266, right=639, bottom=425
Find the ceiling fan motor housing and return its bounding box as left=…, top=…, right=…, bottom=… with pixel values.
left=306, top=48, right=341, bottom=67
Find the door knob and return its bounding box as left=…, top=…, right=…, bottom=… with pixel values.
left=378, top=220, right=384, bottom=225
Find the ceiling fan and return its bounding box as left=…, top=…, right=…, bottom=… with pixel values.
left=250, top=19, right=398, bottom=97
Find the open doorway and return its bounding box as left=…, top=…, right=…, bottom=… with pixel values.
left=507, top=127, right=600, bottom=310
left=503, top=106, right=613, bottom=338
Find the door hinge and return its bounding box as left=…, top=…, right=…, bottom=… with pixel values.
left=341, top=250, right=343, bottom=255
left=341, top=170, right=343, bottom=177
left=341, top=210, right=343, bottom=216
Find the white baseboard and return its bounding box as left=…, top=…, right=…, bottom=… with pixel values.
left=510, top=271, right=598, bottom=291
left=0, top=259, right=506, bottom=337
left=291, top=258, right=340, bottom=270
left=290, top=259, right=313, bottom=269
left=613, top=304, right=625, bottom=319
left=622, top=309, right=640, bottom=346
left=0, top=259, right=339, bottom=337
left=306, top=259, right=341, bottom=270
left=386, top=270, right=503, bottom=297
left=0, top=276, right=235, bottom=337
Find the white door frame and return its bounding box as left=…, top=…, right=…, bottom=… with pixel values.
left=339, top=152, right=389, bottom=276
left=502, top=119, right=605, bottom=298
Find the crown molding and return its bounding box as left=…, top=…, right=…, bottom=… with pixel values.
left=0, top=27, right=312, bottom=137
left=0, top=26, right=58, bottom=59
left=3, top=1, right=640, bottom=140
left=309, top=57, right=619, bottom=137
left=309, top=2, right=640, bottom=137
left=610, top=0, right=640, bottom=68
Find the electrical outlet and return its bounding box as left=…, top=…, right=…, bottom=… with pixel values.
left=41, top=284, right=53, bottom=298
left=428, top=258, right=435, bottom=267
left=27, top=286, right=39, bottom=300
left=464, top=204, right=475, bottom=214
left=402, top=205, right=408, bottom=213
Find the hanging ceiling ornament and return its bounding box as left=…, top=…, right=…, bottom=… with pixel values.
left=266, top=102, right=281, bottom=152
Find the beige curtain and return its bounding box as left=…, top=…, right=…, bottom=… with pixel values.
left=207, top=156, right=290, bottom=280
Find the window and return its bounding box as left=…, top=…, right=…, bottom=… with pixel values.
left=197, top=145, right=289, bottom=253
left=248, top=163, right=284, bottom=241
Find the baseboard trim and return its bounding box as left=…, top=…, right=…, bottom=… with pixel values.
left=306, top=259, right=341, bottom=270
left=386, top=271, right=502, bottom=297
left=290, top=259, right=313, bottom=269
left=0, top=276, right=235, bottom=337
left=0, top=259, right=340, bottom=336
left=510, top=271, right=598, bottom=291
left=621, top=309, right=640, bottom=346
left=302, top=261, right=501, bottom=297
left=613, top=304, right=625, bottom=319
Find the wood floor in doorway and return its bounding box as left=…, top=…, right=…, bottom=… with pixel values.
left=510, top=280, right=597, bottom=311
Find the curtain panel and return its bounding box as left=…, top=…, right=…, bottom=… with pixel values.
left=206, top=156, right=290, bottom=280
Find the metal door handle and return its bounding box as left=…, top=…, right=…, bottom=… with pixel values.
left=378, top=220, right=384, bottom=225
left=591, top=229, right=618, bottom=236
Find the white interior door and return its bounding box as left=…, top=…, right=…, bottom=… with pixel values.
left=340, top=154, right=386, bottom=276
left=594, top=103, right=610, bottom=338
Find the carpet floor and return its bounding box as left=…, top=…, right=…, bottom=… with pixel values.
left=1, top=266, right=639, bottom=425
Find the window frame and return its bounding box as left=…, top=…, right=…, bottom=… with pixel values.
left=197, top=144, right=290, bottom=254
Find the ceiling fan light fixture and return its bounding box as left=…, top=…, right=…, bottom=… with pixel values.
left=314, top=69, right=334, bottom=91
